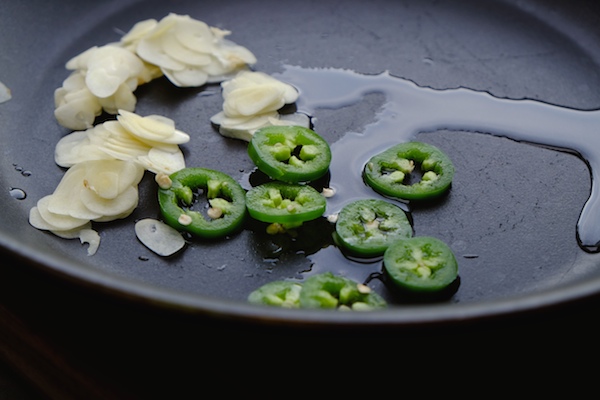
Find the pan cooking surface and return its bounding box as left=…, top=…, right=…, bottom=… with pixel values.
left=2, top=0, right=600, bottom=325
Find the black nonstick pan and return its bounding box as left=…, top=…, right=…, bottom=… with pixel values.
left=2, top=0, right=600, bottom=328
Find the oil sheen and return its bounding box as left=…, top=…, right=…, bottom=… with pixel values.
left=275, top=65, right=600, bottom=253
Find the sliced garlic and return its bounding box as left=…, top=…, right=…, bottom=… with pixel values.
left=54, top=111, right=188, bottom=175
left=46, top=166, right=103, bottom=220
left=120, top=19, right=158, bottom=50
left=117, top=110, right=189, bottom=145
left=52, top=227, right=101, bottom=256
left=83, top=159, right=144, bottom=198
left=223, top=84, right=287, bottom=117
left=30, top=159, right=144, bottom=249
left=54, top=72, right=103, bottom=130
left=33, top=196, right=90, bottom=231
left=84, top=45, right=144, bottom=98
left=211, top=71, right=306, bottom=140
left=81, top=185, right=139, bottom=217
left=96, top=82, right=137, bottom=115
left=135, top=218, right=185, bottom=257
left=210, top=111, right=277, bottom=142
left=134, top=13, right=256, bottom=87
left=137, top=146, right=186, bottom=175
left=0, top=80, right=12, bottom=104
left=55, top=43, right=152, bottom=129
left=29, top=207, right=100, bottom=256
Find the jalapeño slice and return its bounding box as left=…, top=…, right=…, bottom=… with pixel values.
left=335, top=199, right=412, bottom=257
left=383, top=236, right=458, bottom=294
left=299, top=272, right=387, bottom=311
left=248, top=125, right=331, bottom=183
left=157, top=167, right=246, bottom=239
left=248, top=280, right=303, bottom=308
left=245, top=182, right=326, bottom=225
left=363, top=141, right=454, bottom=201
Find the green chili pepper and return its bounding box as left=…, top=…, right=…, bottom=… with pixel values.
left=245, top=182, right=326, bottom=225
left=299, top=272, right=387, bottom=310
left=248, top=273, right=386, bottom=311
left=335, top=199, right=413, bottom=257
left=248, top=125, right=331, bottom=183
left=383, top=236, right=458, bottom=294
left=363, top=141, right=454, bottom=200
left=248, top=280, right=303, bottom=308
left=157, top=167, right=246, bottom=239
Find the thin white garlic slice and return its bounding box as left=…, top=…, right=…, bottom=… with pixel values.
left=137, top=146, right=186, bottom=175
left=54, top=111, right=188, bottom=175
left=135, top=13, right=256, bottom=87
left=83, top=159, right=144, bottom=199
left=81, top=185, right=139, bottom=217
left=210, top=111, right=277, bottom=142
left=55, top=125, right=113, bottom=167
left=33, top=196, right=91, bottom=231
left=97, top=82, right=137, bottom=114
left=223, top=84, right=286, bottom=117
left=46, top=166, right=103, bottom=220
left=30, top=159, right=144, bottom=244
left=211, top=71, right=304, bottom=140
left=0, top=80, right=11, bottom=104
left=222, top=71, right=298, bottom=104
left=29, top=207, right=100, bottom=256
left=120, top=19, right=158, bottom=50
left=117, top=109, right=189, bottom=144
left=162, top=67, right=209, bottom=88
left=52, top=226, right=101, bottom=256
left=54, top=72, right=103, bottom=130
left=85, top=45, right=144, bottom=98
left=135, top=218, right=185, bottom=257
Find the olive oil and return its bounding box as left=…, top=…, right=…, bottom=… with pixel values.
left=277, top=65, right=600, bottom=253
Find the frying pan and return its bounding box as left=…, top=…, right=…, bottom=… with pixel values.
left=2, top=0, right=600, bottom=328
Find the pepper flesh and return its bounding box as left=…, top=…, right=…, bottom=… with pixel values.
left=383, top=236, right=458, bottom=293
left=158, top=167, right=246, bottom=239
left=245, top=182, right=326, bottom=225
left=335, top=199, right=413, bottom=257
left=363, top=141, right=454, bottom=201
left=299, top=272, right=387, bottom=310
left=248, top=125, right=331, bottom=183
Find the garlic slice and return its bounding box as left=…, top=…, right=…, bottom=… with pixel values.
left=34, top=196, right=90, bottom=231
left=117, top=110, right=189, bottom=145
left=134, top=13, right=256, bottom=87
left=135, top=218, right=185, bottom=257
left=81, top=185, right=139, bottom=217
left=29, top=159, right=145, bottom=253
left=0, top=80, right=11, bottom=104
left=29, top=207, right=100, bottom=256
left=52, top=227, right=101, bottom=256
left=54, top=110, right=188, bottom=175
left=211, top=71, right=306, bottom=140
left=84, top=45, right=144, bottom=98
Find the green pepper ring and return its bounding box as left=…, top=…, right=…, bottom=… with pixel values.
left=299, top=272, right=387, bottom=310
left=335, top=199, right=413, bottom=258
left=248, top=125, right=332, bottom=183
left=363, top=141, right=455, bottom=201
left=383, top=236, right=459, bottom=293
left=248, top=280, right=303, bottom=308
left=245, top=181, right=326, bottom=225
left=158, top=167, right=246, bottom=239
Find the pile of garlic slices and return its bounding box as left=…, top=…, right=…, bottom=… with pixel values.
left=210, top=71, right=310, bottom=141
left=54, top=13, right=257, bottom=131
left=55, top=110, right=189, bottom=175
left=29, top=110, right=191, bottom=255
